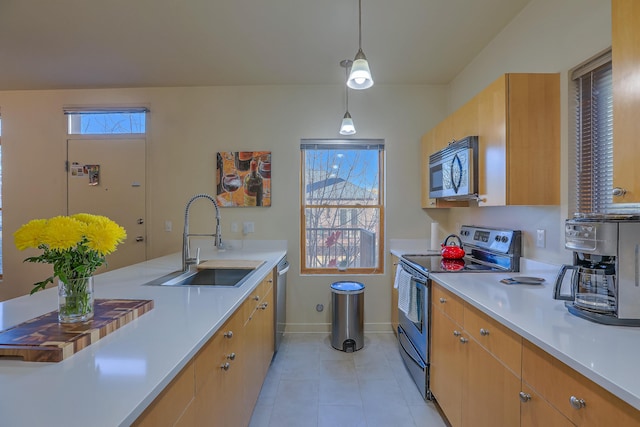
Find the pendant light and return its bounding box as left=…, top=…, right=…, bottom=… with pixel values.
left=347, top=0, right=373, bottom=90
left=339, top=59, right=356, bottom=135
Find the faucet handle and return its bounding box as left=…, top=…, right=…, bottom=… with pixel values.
left=195, top=247, right=200, bottom=265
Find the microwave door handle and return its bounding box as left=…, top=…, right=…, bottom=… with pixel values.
left=451, top=154, right=462, bottom=193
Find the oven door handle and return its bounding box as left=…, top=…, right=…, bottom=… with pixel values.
left=400, top=264, right=428, bottom=285
left=397, top=326, right=426, bottom=369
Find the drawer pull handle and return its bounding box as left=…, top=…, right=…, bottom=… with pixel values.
left=439, top=297, right=447, bottom=303
left=570, top=396, right=586, bottom=410
left=223, top=331, right=233, bottom=339
left=260, top=302, right=268, bottom=310
left=459, top=337, right=468, bottom=344
left=268, top=279, right=273, bottom=283
left=453, top=330, right=461, bottom=337
left=253, top=296, right=260, bottom=301
left=480, top=328, right=490, bottom=336
left=519, top=392, right=531, bottom=403
left=220, top=362, right=230, bottom=371
left=226, top=352, right=236, bottom=360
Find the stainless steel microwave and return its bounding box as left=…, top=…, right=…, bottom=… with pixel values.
left=428, top=136, right=478, bottom=200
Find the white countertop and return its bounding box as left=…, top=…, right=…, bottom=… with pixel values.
left=0, top=240, right=287, bottom=427
left=390, top=241, right=640, bottom=411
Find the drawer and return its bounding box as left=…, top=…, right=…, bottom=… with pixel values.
left=464, top=304, right=522, bottom=377
left=432, top=283, right=464, bottom=325
left=194, top=312, right=241, bottom=393
left=522, top=340, right=640, bottom=426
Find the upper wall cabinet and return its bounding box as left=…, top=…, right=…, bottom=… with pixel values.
left=477, top=73, right=560, bottom=206
left=612, top=0, right=640, bottom=202
left=422, top=73, right=560, bottom=208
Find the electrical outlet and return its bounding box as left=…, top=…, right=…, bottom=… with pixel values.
left=165, top=220, right=172, bottom=232
left=243, top=222, right=255, bottom=234
left=536, top=229, right=546, bottom=248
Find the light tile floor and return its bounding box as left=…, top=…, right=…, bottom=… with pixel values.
left=249, top=333, right=448, bottom=427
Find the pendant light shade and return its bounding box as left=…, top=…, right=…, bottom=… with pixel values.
left=339, top=59, right=356, bottom=135
left=340, top=111, right=356, bottom=135
left=347, top=0, right=373, bottom=90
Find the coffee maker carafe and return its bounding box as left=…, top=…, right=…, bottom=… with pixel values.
left=553, top=218, right=640, bottom=326
left=554, top=253, right=617, bottom=313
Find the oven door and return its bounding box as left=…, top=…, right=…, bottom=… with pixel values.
left=397, top=264, right=429, bottom=362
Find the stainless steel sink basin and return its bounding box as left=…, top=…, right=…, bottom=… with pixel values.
left=143, top=268, right=255, bottom=288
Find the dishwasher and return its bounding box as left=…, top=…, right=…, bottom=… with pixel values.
left=274, top=256, right=289, bottom=352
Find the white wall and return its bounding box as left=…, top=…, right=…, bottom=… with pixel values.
left=0, top=84, right=447, bottom=332
left=440, top=0, right=611, bottom=265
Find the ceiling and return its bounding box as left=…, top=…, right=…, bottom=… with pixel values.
left=0, top=0, right=531, bottom=91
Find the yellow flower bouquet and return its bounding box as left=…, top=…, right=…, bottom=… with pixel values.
left=14, top=214, right=127, bottom=322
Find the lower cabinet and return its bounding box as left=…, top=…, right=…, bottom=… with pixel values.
left=430, top=282, right=640, bottom=427
left=430, top=283, right=521, bottom=427
left=133, top=270, right=275, bottom=427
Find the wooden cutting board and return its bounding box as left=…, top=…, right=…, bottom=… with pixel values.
left=0, top=299, right=154, bottom=362
left=197, top=259, right=264, bottom=270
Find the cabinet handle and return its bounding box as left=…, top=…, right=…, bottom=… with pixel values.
left=439, top=297, right=447, bottom=304
left=480, top=328, right=490, bottom=336
left=253, top=296, right=260, bottom=301
left=519, top=392, right=531, bottom=403
left=613, top=187, right=627, bottom=197
left=223, top=331, right=233, bottom=339
left=268, top=279, right=273, bottom=283
left=569, top=396, right=586, bottom=410
left=260, top=302, right=268, bottom=310
left=453, top=330, right=461, bottom=337
left=220, top=362, right=230, bottom=371
left=226, top=352, right=236, bottom=360
left=459, top=337, right=468, bottom=344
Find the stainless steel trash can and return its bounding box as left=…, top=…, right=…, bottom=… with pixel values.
left=330, top=281, right=365, bottom=352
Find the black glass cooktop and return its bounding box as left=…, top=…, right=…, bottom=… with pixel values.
left=402, top=254, right=503, bottom=274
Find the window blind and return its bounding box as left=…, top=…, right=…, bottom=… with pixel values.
left=572, top=51, right=625, bottom=214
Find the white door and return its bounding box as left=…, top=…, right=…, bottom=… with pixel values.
left=67, top=138, right=146, bottom=272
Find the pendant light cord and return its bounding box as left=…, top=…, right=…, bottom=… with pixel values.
left=358, top=0, right=362, bottom=49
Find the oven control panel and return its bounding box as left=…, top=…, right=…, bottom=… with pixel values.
left=459, top=225, right=520, bottom=255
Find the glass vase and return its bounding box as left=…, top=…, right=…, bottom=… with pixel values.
left=58, top=276, right=94, bottom=323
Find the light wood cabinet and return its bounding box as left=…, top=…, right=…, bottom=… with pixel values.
left=134, top=270, right=275, bottom=427
left=133, top=360, right=196, bottom=427
left=390, top=255, right=399, bottom=336
left=431, top=282, right=640, bottom=427
left=522, top=340, right=640, bottom=427
left=476, top=73, right=560, bottom=206
left=421, top=73, right=560, bottom=207
left=421, top=116, right=470, bottom=209
left=430, top=303, right=465, bottom=427
left=430, top=283, right=522, bottom=427
left=612, top=0, right=640, bottom=202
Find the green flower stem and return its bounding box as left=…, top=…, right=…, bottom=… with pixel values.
left=59, top=277, right=93, bottom=318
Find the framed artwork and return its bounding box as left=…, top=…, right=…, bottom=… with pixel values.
left=216, top=151, right=271, bottom=207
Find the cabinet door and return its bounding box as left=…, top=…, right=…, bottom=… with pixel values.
left=613, top=0, right=640, bottom=202
left=462, top=337, right=521, bottom=427
left=477, top=75, right=508, bottom=206
left=520, top=383, right=574, bottom=427
left=452, top=96, right=479, bottom=141
left=431, top=306, right=465, bottom=427
left=522, top=340, right=640, bottom=426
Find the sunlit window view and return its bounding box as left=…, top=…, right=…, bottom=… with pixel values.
left=67, top=110, right=146, bottom=135
left=300, top=140, right=384, bottom=274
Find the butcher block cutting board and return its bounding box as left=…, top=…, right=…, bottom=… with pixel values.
left=197, top=259, right=264, bottom=270
left=0, top=299, right=154, bottom=362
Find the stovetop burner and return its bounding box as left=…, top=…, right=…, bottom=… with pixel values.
left=402, top=254, right=502, bottom=273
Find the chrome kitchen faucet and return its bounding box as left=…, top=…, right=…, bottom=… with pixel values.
left=182, top=194, right=223, bottom=271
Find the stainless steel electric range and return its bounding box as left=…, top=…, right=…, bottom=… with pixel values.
left=396, top=225, right=522, bottom=400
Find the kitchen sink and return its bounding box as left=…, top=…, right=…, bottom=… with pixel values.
left=143, top=268, right=255, bottom=288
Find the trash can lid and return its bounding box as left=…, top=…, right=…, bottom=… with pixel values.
left=331, top=281, right=365, bottom=293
